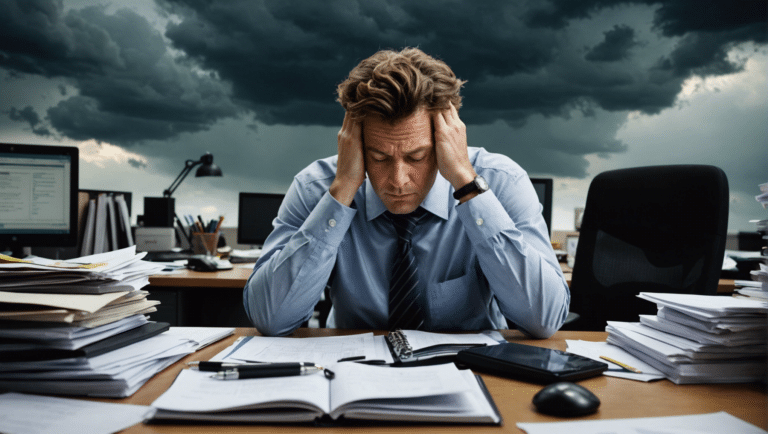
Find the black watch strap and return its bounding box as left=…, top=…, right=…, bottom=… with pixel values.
left=453, top=176, right=488, bottom=200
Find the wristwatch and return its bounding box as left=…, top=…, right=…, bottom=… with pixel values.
left=453, top=175, right=489, bottom=200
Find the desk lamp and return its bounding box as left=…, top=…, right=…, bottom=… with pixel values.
left=142, top=152, right=223, bottom=227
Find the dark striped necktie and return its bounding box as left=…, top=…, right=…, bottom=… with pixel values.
left=386, top=208, right=428, bottom=331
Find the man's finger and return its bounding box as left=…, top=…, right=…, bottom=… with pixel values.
left=433, top=109, right=447, bottom=131
left=341, top=110, right=350, bottom=131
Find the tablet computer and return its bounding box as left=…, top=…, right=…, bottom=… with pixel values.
left=455, top=342, right=608, bottom=383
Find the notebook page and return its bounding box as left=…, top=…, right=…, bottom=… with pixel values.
left=151, top=369, right=330, bottom=414
left=328, top=362, right=471, bottom=417
left=224, top=333, right=378, bottom=366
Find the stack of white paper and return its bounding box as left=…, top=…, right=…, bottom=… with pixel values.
left=0, top=246, right=192, bottom=397
left=606, top=292, right=767, bottom=384
left=734, top=182, right=768, bottom=298
left=0, top=327, right=234, bottom=398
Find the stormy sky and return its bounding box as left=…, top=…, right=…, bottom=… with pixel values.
left=1, top=0, right=766, bottom=235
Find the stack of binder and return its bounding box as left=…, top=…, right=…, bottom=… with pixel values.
left=80, top=192, right=134, bottom=256
left=606, top=292, right=767, bottom=384
left=0, top=246, right=191, bottom=397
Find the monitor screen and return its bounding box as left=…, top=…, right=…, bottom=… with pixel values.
left=0, top=143, right=79, bottom=255
left=530, top=178, right=553, bottom=236
left=238, top=192, right=285, bottom=247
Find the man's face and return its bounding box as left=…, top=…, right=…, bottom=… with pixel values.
left=364, top=109, right=438, bottom=215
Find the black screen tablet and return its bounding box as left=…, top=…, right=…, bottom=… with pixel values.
left=455, top=342, right=608, bottom=383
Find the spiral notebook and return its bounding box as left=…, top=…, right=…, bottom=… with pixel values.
left=385, top=329, right=504, bottom=363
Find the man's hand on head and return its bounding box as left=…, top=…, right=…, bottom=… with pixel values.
left=330, top=112, right=366, bottom=206
left=433, top=102, right=477, bottom=196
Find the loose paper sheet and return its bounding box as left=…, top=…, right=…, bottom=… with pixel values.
left=222, top=333, right=385, bottom=366
left=0, top=392, right=154, bottom=434
left=518, top=411, right=767, bottom=434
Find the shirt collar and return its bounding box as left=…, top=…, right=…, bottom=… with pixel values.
left=364, top=173, right=453, bottom=222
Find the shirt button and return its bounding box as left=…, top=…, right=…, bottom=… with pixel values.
left=476, top=218, right=484, bottom=226
left=328, top=219, right=337, bottom=227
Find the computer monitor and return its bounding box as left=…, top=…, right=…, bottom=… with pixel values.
left=237, top=192, right=285, bottom=247
left=0, top=143, right=79, bottom=257
left=530, top=178, right=553, bottom=236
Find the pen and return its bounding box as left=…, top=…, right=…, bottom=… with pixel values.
left=600, top=355, right=643, bottom=374
left=211, top=362, right=324, bottom=380
left=187, top=361, right=266, bottom=372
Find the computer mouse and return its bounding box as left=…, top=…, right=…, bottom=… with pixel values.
left=532, top=381, right=600, bottom=417
left=187, top=255, right=219, bottom=272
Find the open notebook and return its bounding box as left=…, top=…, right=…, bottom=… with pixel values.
left=150, top=362, right=501, bottom=424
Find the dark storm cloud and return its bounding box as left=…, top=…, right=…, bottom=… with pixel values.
left=7, top=106, right=51, bottom=136
left=9, top=106, right=41, bottom=128
left=524, top=0, right=767, bottom=34
left=157, top=0, right=560, bottom=126
left=0, top=0, right=238, bottom=144
left=127, top=158, right=148, bottom=169
left=528, top=0, right=766, bottom=76
left=158, top=0, right=766, bottom=129
left=1, top=0, right=765, bottom=153
left=585, top=25, right=639, bottom=62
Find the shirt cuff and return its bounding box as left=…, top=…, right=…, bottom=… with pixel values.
left=304, top=191, right=357, bottom=247
left=456, top=190, right=517, bottom=245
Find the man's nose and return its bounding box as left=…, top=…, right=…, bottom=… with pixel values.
left=391, top=160, right=409, bottom=189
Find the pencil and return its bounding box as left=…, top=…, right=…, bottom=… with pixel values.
left=214, top=216, right=224, bottom=233
left=600, top=355, right=642, bottom=374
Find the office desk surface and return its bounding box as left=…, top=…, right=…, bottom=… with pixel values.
left=148, top=266, right=254, bottom=288
left=105, top=328, right=766, bottom=433
left=150, top=264, right=737, bottom=293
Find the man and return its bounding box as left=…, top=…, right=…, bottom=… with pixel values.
left=243, top=48, right=569, bottom=337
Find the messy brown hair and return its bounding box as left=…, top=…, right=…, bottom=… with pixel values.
left=336, top=47, right=466, bottom=123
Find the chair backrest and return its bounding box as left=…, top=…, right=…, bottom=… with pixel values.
left=567, top=165, right=729, bottom=331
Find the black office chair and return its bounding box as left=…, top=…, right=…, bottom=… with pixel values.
left=563, top=165, right=729, bottom=331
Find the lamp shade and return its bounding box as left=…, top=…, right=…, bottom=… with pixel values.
left=196, top=163, right=222, bottom=177
left=195, top=152, right=223, bottom=177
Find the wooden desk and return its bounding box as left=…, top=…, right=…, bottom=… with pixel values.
left=146, top=266, right=255, bottom=327
left=148, top=266, right=253, bottom=289
left=150, top=265, right=737, bottom=293
left=102, top=328, right=766, bottom=433
left=146, top=265, right=736, bottom=326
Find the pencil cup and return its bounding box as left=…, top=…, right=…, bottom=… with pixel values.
left=192, top=232, right=219, bottom=256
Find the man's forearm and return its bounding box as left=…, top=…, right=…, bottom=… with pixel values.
left=245, top=246, right=332, bottom=336
left=457, top=191, right=570, bottom=338
left=244, top=191, right=357, bottom=336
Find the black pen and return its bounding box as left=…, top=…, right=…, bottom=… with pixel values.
left=211, top=362, right=324, bottom=380
left=187, top=361, right=266, bottom=372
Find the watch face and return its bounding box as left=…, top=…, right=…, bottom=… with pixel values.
left=476, top=176, right=489, bottom=190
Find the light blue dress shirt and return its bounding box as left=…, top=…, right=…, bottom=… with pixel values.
left=243, top=147, right=570, bottom=337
